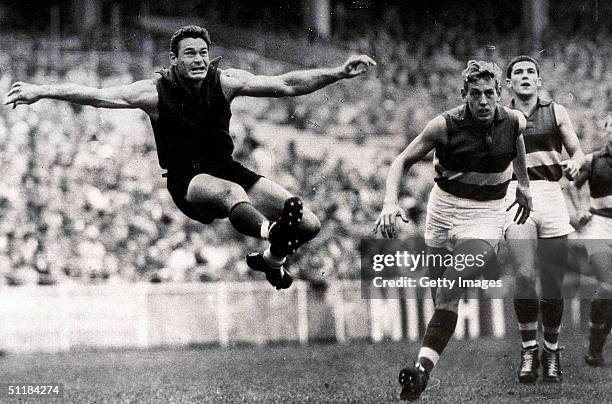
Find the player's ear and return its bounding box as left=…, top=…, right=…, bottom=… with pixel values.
left=460, top=88, right=467, bottom=99
left=169, top=52, right=178, bottom=66
left=505, top=78, right=512, bottom=88
left=536, top=76, right=542, bottom=88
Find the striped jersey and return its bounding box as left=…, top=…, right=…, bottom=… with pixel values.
left=509, top=98, right=562, bottom=181
left=588, top=145, right=612, bottom=218
left=434, top=105, right=520, bottom=201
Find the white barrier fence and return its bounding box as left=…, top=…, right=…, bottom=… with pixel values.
left=0, top=281, right=588, bottom=353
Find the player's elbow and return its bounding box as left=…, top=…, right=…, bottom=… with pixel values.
left=277, top=84, right=298, bottom=97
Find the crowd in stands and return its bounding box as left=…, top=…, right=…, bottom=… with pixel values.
left=0, top=19, right=609, bottom=285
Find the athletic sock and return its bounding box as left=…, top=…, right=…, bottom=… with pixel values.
left=590, top=299, right=612, bottom=337
left=228, top=201, right=266, bottom=238
left=541, top=299, right=564, bottom=351
left=590, top=298, right=607, bottom=325
left=417, top=309, right=458, bottom=376
left=263, top=248, right=285, bottom=268
left=514, top=299, right=539, bottom=348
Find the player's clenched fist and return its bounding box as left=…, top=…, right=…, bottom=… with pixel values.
left=342, top=55, right=376, bottom=78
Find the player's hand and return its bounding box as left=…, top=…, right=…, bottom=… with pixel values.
left=342, top=55, right=376, bottom=78
left=3, top=82, right=43, bottom=108
left=560, top=158, right=580, bottom=180
left=374, top=203, right=408, bottom=239
left=507, top=184, right=532, bottom=225
left=577, top=211, right=592, bottom=227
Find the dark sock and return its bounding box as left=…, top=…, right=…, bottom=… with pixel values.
left=228, top=201, right=265, bottom=238
left=418, top=309, right=458, bottom=375
left=604, top=300, right=612, bottom=332
left=590, top=298, right=607, bottom=325
left=589, top=299, right=611, bottom=353
left=541, top=299, right=563, bottom=349
left=514, top=299, right=539, bottom=347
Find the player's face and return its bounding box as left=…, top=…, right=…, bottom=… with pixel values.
left=464, top=78, right=499, bottom=125
left=507, top=61, right=541, bottom=98
left=605, top=116, right=612, bottom=145
left=171, top=37, right=210, bottom=81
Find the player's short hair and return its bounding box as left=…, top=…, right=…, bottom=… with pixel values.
left=506, top=55, right=540, bottom=78
left=462, top=60, right=502, bottom=95
left=170, top=25, right=211, bottom=55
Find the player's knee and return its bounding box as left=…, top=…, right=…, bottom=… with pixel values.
left=187, top=182, right=247, bottom=209
left=515, top=266, right=536, bottom=286
left=299, top=210, right=321, bottom=241
left=435, top=298, right=459, bottom=313
left=434, top=290, right=460, bottom=312
left=599, top=283, right=612, bottom=299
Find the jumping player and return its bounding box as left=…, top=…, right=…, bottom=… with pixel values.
left=573, top=115, right=612, bottom=367
left=504, top=56, right=585, bottom=383
left=375, top=60, right=532, bottom=401
left=3, top=25, right=376, bottom=289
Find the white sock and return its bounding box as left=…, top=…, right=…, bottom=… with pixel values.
left=263, top=248, right=285, bottom=267
left=417, top=347, right=440, bottom=367
left=260, top=219, right=270, bottom=239
left=522, top=340, right=538, bottom=349
left=544, top=340, right=558, bottom=351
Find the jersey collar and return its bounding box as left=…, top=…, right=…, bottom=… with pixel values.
left=459, top=104, right=506, bottom=128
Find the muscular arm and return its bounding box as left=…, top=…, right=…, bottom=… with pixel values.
left=555, top=103, right=585, bottom=177
left=509, top=111, right=533, bottom=224
left=573, top=152, right=593, bottom=189
left=374, top=115, right=446, bottom=237
left=220, top=54, right=375, bottom=101
left=383, top=116, right=445, bottom=204
left=569, top=153, right=593, bottom=227
left=4, top=79, right=158, bottom=117
left=512, top=112, right=530, bottom=187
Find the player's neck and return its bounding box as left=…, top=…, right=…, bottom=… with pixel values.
left=512, top=95, right=538, bottom=116
left=171, top=67, right=205, bottom=97
left=177, top=76, right=204, bottom=97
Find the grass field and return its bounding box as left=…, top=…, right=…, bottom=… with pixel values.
left=0, top=333, right=610, bottom=403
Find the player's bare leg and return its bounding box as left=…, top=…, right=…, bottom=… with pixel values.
left=538, top=236, right=567, bottom=382
left=400, top=239, right=495, bottom=401
left=585, top=252, right=612, bottom=367
left=185, top=174, right=318, bottom=289
left=506, top=223, right=541, bottom=383
left=246, top=178, right=321, bottom=289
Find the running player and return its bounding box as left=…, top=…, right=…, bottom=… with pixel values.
left=573, top=114, right=612, bottom=367
left=3, top=25, right=376, bottom=289
left=504, top=55, right=585, bottom=383
left=375, top=60, right=532, bottom=401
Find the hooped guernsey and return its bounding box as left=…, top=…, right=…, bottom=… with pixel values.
left=509, top=98, right=562, bottom=181
left=434, top=104, right=521, bottom=201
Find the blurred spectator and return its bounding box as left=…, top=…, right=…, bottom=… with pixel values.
left=0, top=21, right=609, bottom=284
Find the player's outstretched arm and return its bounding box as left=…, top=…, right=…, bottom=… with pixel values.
left=508, top=113, right=533, bottom=224
left=4, top=80, right=158, bottom=115
left=568, top=153, right=594, bottom=228
left=555, top=103, right=585, bottom=179
left=374, top=115, right=446, bottom=239
left=221, top=54, right=376, bottom=100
